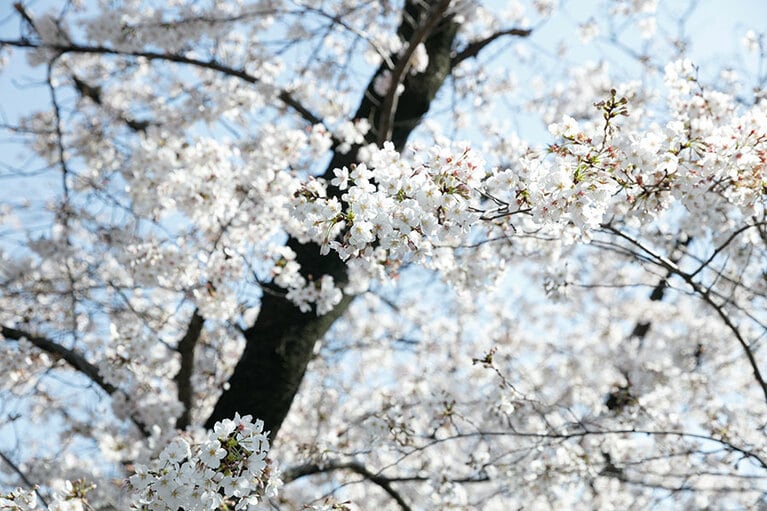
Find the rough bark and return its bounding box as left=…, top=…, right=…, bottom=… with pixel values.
left=205, top=0, right=460, bottom=437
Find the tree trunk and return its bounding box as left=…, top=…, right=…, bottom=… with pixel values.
left=205, top=0, right=460, bottom=438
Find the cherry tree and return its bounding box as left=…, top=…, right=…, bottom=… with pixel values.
left=1, top=0, right=767, bottom=509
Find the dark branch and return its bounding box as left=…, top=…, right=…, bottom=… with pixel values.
left=629, top=235, right=691, bottom=341
left=0, top=38, right=325, bottom=127
left=283, top=461, right=413, bottom=511
left=72, top=74, right=151, bottom=132
left=2, top=325, right=116, bottom=393
left=688, top=222, right=765, bottom=279
left=12, top=3, right=36, bottom=34
left=1, top=325, right=151, bottom=436
left=603, top=225, right=767, bottom=403
left=419, top=427, right=767, bottom=471
left=451, top=27, right=532, bottom=68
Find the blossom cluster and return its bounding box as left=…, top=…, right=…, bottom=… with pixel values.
left=0, top=416, right=274, bottom=511
left=288, top=61, right=767, bottom=288
left=0, top=488, right=41, bottom=511
left=127, top=414, right=274, bottom=511
left=269, top=245, right=343, bottom=315
left=1, top=480, right=93, bottom=511
left=290, top=141, right=484, bottom=276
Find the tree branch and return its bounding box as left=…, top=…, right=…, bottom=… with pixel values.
left=377, top=0, right=452, bottom=144
left=450, top=27, right=532, bottom=68
left=688, top=222, right=765, bottom=279
left=411, top=427, right=767, bottom=472
left=629, top=235, right=691, bottom=341
left=297, top=4, right=395, bottom=70
left=283, top=461, right=413, bottom=511
left=1, top=325, right=151, bottom=436
left=2, top=325, right=116, bottom=393
left=0, top=38, right=325, bottom=128
left=173, top=311, right=205, bottom=430
left=602, top=225, right=767, bottom=404
left=71, top=74, right=151, bottom=132
left=12, top=2, right=36, bottom=36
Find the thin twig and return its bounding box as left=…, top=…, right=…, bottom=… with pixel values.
left=0, top=450, right=49, bottom=508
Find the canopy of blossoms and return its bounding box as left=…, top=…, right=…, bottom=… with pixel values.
left=0, top=0, right=766, bottom=509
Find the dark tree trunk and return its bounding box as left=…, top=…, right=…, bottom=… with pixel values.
left=205, top=1, right=460, bottom=437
